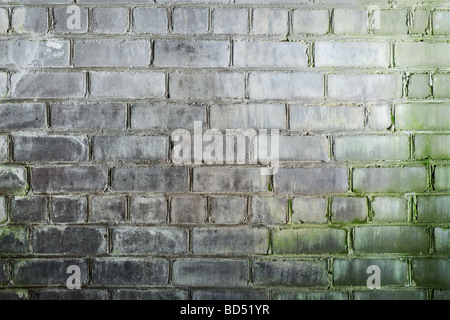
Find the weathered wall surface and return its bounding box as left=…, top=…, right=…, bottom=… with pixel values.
left=0, top=0, right=449, bottom=300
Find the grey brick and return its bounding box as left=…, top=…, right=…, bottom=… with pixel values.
left=111, top=227, right=188, bottom=254
left=279, top=136, right=329, bottom=161
left=169, top=73, right=245, bottom=99
left=253, top=260, right=327, bottom=287
left=0, top=290, right=28, bottom=300
left=112, top=289, right=187, bottom=300
left=395, top=42, right=450, bottom=68
left=435, top=228, right=450, bottom=253
left=11, top=72, right=86, bottom=99
left=173, top=259, right=248, bottom=286
left=251, top=197, right=286, bottom=224
left=331, top=197, right=367, bottom=223
left=192, top=227, right=268, bottom=255
left=0, top=9, right=8, bottom=34
left=0, top=40, right=70, bottom=68
left=0, top=227, right=29, bottom=254
left=51, top=103, right=126, bottom=130
left=234, top=41, right=307, bottom=68
left=93, top=136, right=167, bottom=161
left=371, top=197, right=408, bottom=222
left=32, top=290, right=107, bottom=300
left=290, top=105, right=365, bottom=131
left=368, top=104, right=392, bottom=130
left=0, top=260, right=7, bottom=285
left=32, top=166, right=106, bottom=193
left=252, top=9, right=288, bottom=35
left=0, top=73, right=6, bottom=97
left=11, top=196, right=47, bottom=223
left=353, top=290, right=426, bottom=300
left=90, top=196, right=126, bottom=223
left=273, top=167, right=348, bottom=195
left=51, top=196, right=87, bottom=223
left=275, top=291, right=347, bottom=300
left=92, top=258, right=168, bottom=286
left=133, top=8, right=168, bottom=34
left=172, top=7, right=208, bottom=34
left=0, top=197, right=6, bottom=223
left=373, top=10, right=408, bottom=35
left=112, top=167, right=188, bottom=192
left=0, top=136, right=7, bottom=163
left=74, top=40, right=150, bottom=67
left=407, top=74, right=430, bottom=98
left=129, top=196, right=167, bottom=224
left=249, top=72, right=324, bottom=99
left=90, top=72, right=165, bottom=99
left=291, top=197, right=327, bottom=224
left=0, top=103, right=46, bottom=130
left=433, top=11, right=450, bottom=35
left=12, top=7, right=47, bottom=34
left=292, top=9, right=329, bottom=35
left=53, top=6, right=88, bottom=33
left=417, top=196, right=450, bottom=222
left=154, top=41, right=228, bottom=68
left=170, top=196, right=207, bottom=224
left=0, top=167, right=27, bottom=194
left=395, top=103, right=450, bottom=131
left=131, top=104, right=206, bottom=130
left=436, top=166, right=450, bottom=191
left=193, top=290, right=267, bottom=300
left=92, top=8, right=128, bottom=34
left=14, top=136, right=89, bottom=162
left=412, top=259, right=450, bottom=287
left=209, top=196, right=247, bottom=224
left=213, top=8, right=248, bottom=34
left=33, top=226, right=107, bottom=255
left=13, top=259, right=88, bottom=286
left=415, top=135, right=450, bottom=160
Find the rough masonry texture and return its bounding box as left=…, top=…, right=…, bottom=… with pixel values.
left=0, top=0, right=449, bottom=301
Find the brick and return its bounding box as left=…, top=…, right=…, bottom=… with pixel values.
left=334, top=135, right=409, bottom=161
left=13, top=259, right=87, bottom=286
left=315, top=42, right=389, bottom=68
left=90, top=72, right=165, bottom=99
left=0, top=40, right=69, bottom=68
left=433, top=74, right=450, bottom=98
left=251, top=197, right=286, bottom=224
left=273, top=167, right=348, bottom=195
left=417, top=196, right=450, bottom=222
left=234, top=41, right=307, bottom=68
left=415, top=135, right=450, bottom=160
left=0, top=197, right=6, bottom=223
left=253, top=260, right=327, bottom=287
left=51, top=103, right=126, bottom=130
left=395, top=104, right=450, bottom=131
left=0, top=227, right=29, bottom=254
left=173, top=259, right=248, bottom=287
left=0, top=136, right=7, bottom=163
left=434, top=290, right=450, bottom=300
left=0, top=167, right=27, bottom=194
left=292, top=9, right=329, bottom=35
left=92, top=258, right=168, bottom=287
left=291, top=197, right=327, bottom=224
left=193, top=290, right=266, bottom=300
left=368, top=105, right=392, bottom=130
left=209, top=196, right=247, bottom=224
left=33, top=226, right=107, bottom=255
left=433, top=11, right=450, bottom=34
left=112, top=289, right=187, bottom=300
left=331, top=197, right=367, bottom=223
left=333, top=258, right=407, bottom=286
left=328, top=74, right=402, bottom=99
left=93, top=136, right=167, bottom=162
left=395, top=43, right=450, bottom=68
left=169, top=73, right=244, bottom=99
left=354, top=226, right=428, bottom=253
left=0, top=290, right=28, bottom=300
left=51, top=196, right=87, bottom=223
left=213, top=8, right=248, bottom=34
left=0, top=73, right=6, bottom=97
left=436, top=166, right=450, bottom=191
left=90, top=196, right=126, bottom=223
left=133, top=8, right=168, bottom=34
left=131, top=104, right=206, bottom=130
left=154, top=41, right=228, bottom=68
left=32, top=166, right=106, bottom=193
left=11, top=196, right=47, bottom=223
left=112, top=167, right=188, bottom=192
left=173, top=8, right=208, bottom=34
left=74, top=40, right=149, bottom=67
left=279, top=136, right=329, bottom=162
left=371, top=197, right=408, bottom=222
left=192, top=227, right=268, bottom=255
left=236, top=0, right=308, bottom=3
left=92, top=8, right=127, bottom=34
left=12, top=7, right=47, bottom=34
left=252, top=9, right=288, bottom=35
left=32, top=290, right=107, bottom=300
left=373, top=10, right=408, bottom=35
left=410, top=9, right=428, bottom=35
left=275, top=291, right=347, bottom=300
left=111, top=227, right=188, bottom=254
left=407, top=74, right=430, bottom=98
left=53, top=6, right=88, bottom=33
left=249, top=72, right=324, bottom=99
left=290, top=105, right=365, bottom=131
left=170, top=197, right=207, bottom=224
left=0, top=260, right=7, bottom=285
left=435, top=228, right=450, bottom=253
left=11, top=72, right=85, bottom=99
left=353, top=290, right=426, bottom=300
left=193, top=167, right=265, bottom=193
left=129, top=196, right=167, bottom=224
left=0, top=9, right=8, bottom=34
left=412, top=259, right=450, bottom=287
left=353, top=167, right=427, bottom=193
left=272, top=228, right=347, bottom=254
left=333, top=9, right=368, bottom=34
left=14, top=136, right=89, bottom=162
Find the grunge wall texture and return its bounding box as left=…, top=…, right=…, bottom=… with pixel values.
left=0, top=0, right=449, bottom=300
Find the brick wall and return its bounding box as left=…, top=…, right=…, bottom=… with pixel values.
left=0, top=0, right=449, bottom=301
